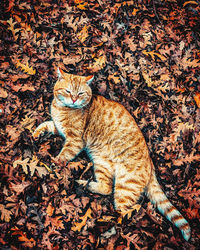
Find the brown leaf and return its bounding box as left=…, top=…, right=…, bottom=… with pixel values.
left=10, top=182, right=31, bottom=195
left=194, top=92, right=200, bottom=108
left=0, top=204, right=12, bottom=222
left=77, top=25, right=88, bottom=43
left=46, top=203, right=55, bottom=216
left=0, top=87, right=8, bottom=98
left=11, top=84, right=35, bottom=92
left=71, top=207, right=92, bottom=231
left=11, top=227, right=36, bottom=247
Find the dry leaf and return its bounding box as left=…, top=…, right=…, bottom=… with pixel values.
left=10, top=182, right=31, bottom=195
left=194, top=93, right=200, bottom=108
left=71, top=207, right=92, bottom=231
left=142, top=50, right=167, bottom=61
left=15, top=60, right=36, bottom=75
left=0, top=204, right=12, bottom=222
left=0, top=87, right=8, bottom=98
left=46, top=203, right=55, bottom=216
left=183, top=1, right=198, bottom=7
left=89, top=53, right=107, bottom=72
left=77, top=25, right=88, bottom=43
left=11, top=227, right=36, bottom=247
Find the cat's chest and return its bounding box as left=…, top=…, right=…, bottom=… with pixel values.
left=51, top=100, right=86, bottom=139
left=52, top=113, right=66, bottom=138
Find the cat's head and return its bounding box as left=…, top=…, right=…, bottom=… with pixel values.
left=54, top=68, right=94, bottom=108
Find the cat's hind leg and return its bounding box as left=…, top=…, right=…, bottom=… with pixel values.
left=114, top=164, right=147, bottom=215
left=77, top=159, right=113, bottom=195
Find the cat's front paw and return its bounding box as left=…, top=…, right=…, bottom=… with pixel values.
left=32, top=126, right=45, bottom=139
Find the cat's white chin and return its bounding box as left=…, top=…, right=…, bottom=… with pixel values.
left=66, top=103, right=82, bottom=108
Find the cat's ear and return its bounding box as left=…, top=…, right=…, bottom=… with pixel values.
left=86, top=75, right=94, bottom=85
left=57, top=67, right=64, bottom=79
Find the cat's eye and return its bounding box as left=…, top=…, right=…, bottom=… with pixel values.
left=78, top=92, right=84, bottom=96
left=65, top=89, right=71, bottom=94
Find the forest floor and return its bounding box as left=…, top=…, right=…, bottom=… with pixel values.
left=0, top=0, right=200, bottom=249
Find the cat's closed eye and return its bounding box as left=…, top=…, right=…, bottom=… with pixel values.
left=65, top=89, right=71, bottom=94
left=78, top=92, right=84, bottom=96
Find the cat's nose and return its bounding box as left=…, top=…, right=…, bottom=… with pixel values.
left=71, top=97, right=77, bottom=103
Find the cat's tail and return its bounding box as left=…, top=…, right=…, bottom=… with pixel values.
left=146, top=170, right=191, bottom=241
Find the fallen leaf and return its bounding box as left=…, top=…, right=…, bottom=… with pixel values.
left=11, top=227, right=36, bottom=247
left=0, top=204, right=12, bottom=222
left=46, top=203, right=55, bottom=216
left=0, top=87, right=8, bottom=98
left=194, top=92, right=200, bottom=108
left=10, top=182, right=31, bottom=195
left=183, top=1, right=198, bottom=7
left=77, top=25, right=88, bottom=44
left=71, top=207, right=92, bottom=231
left=15, top=60, right=36, bottom=75
left=142, top=50, right=167, bottom=61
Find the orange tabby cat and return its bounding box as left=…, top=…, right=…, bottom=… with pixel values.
left=33, top=68, right=191, bottom=241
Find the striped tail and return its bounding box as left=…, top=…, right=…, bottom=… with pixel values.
left=146, top=171, right=191, bottom=241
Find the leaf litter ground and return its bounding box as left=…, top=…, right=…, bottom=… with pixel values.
left=0, top=0, right=200, bottom=249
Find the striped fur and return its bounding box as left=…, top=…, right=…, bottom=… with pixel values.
left=33, top=69, right=191, bottom=241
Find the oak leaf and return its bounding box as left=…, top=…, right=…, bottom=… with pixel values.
left=0, top=204, right=12, bottom=222
left=7, top=17, right=20, bottom=40
left=194, top=92, right=200, bottom=108
left=108, top=73, right=121, bottom=84
left=142, top=50, right=167, bottom=61
left=16, top=60, right=36, bottom=75
left=10, top=83, right=35, bottom=92
left=71, top=207, right=92, bottom=231
left=45, top=216, right=65, bottom=229
left=20, top=112, right=37, bottom=132
left=77, top=25, right=88, bottom=43
left=11, top=227, right=36, bottom=247
left=13, top=157, right=29, bottom=174
left=0, top=87, right=8, bottom=98
left=13, top=156, right=49, bottom=177
left=89, top=52, right=107, bottom=72
left=10, top=181, right=31, bottom=195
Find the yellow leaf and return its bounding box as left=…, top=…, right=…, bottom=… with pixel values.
left=121, top=204, right=141, bottom=219
left=77, top=25, right=88, bottom=43
left=108, top=73, right=121, bottom=84
left=142, top=50, right=166, bottom=61
left=71, top=208, right=92, bottom=231
left=74, top=0, right=88, bottom=9
left=183, top=1, right=198, bottom=7
left=16, top=60, right=36, bottom=75
left=132, top=8, right=139, bottom=15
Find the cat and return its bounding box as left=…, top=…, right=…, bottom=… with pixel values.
left=33, top=68, right=191, bottom=241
